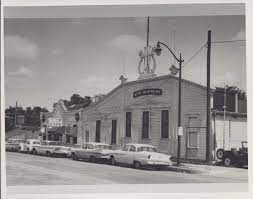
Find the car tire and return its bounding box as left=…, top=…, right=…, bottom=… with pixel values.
left=133, top=161, right=142, bottom=169
left=89, top=156, right=96, bottom=163
left=216, top=149, right=224, bottom=160
left=46, top=151, right=52, bottom=157
left=32, top=149, right=37, bottom=155
left=110, top=156, right=116, bottom=166
left=224, top=157, right=232, bottom=167
left=72, top=153, right=77, bottom=161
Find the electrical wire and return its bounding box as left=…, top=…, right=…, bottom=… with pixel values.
left=211, top=40, right=246, bottom=44
left=182, top=43, right=207, bottom=68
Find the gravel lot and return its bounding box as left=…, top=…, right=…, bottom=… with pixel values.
left=6, top=152, right=248, bottom=186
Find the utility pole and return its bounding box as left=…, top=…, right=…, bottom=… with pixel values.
left=14, top=101, right=18, bottom=128
left=206, top=30, right=211, bottom=163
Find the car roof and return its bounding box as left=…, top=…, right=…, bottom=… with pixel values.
left=8, top=138, right=25, bottom=141
left=84, top=142, right=111, bottom=146
left=125, top=143, right=156, bottom=148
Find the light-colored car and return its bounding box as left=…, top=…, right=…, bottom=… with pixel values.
left=35, top=140, right=72, bottom=157
left=5, top=139, right=26, bottom=152
left=108, top=143, right=173, bottom=170
left=18, top=139, right=41, bottom=154
left=71, top=142, right=113, bottom=162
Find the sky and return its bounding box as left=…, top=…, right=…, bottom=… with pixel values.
left=4, top=16, right=246, bottom=110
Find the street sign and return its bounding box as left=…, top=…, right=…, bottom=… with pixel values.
left=40, top=127, right=45, bottom=133
left=178, top=126, right=183, bottom=136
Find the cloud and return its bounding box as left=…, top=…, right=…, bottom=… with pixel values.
left=9, top=66, right=33, bottom=77
left=233, top=29, right=246, bottom=40
left=107, top=34, right=145, bottom=53
left=5, top=35, right=39, bottom=60
left=51, top=48, right=64, bottom=55
left=213, top=71, right=239, bottom=87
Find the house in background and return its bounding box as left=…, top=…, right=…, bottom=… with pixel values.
left=212, top=86, right=247, bottom=154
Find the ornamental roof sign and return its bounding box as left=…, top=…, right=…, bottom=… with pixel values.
left=138, top=17, right=157, bottom=80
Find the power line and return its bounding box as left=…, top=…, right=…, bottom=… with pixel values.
left=182, top=43, right=207, bottom=68
left=212, top=40, right=246, bottom=44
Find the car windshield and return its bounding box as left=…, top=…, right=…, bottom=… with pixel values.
left=95, top=145, right=112, bottom=150
left=13, top=140, right=22, bottom=144
left=33, top=141, right=41, bottom=145
left=123, top=145, right=129, bottom=151
left=137, top=146, right=157, bottom=152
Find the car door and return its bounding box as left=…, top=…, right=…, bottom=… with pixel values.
left=76, top=144, right=86, bottom=159
left=126, top=145, right=136, bottom=164
left=85, top=144, right=95, bottom=159
left=116, top=145, right=129, bottom=163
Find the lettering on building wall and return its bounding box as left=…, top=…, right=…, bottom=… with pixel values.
left=133, top=88, right=162, bottom=98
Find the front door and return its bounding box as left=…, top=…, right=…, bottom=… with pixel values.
left=85, top=130, right=89, bottom=142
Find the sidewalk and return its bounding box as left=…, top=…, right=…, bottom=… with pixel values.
left=168, top=162, right=248, bottom=175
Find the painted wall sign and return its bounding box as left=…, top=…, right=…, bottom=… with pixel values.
left=133, top=88, right=162, bottom=98
left=48, top=118, right=62, bottom=127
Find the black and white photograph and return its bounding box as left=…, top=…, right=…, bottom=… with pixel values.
left=1, top=1, right=251, bottom=198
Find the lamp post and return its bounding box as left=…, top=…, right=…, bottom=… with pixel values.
left=153, top=41, right=184, bottom=165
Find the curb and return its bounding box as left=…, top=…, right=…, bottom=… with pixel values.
left=167, top=166, right=200, bottom=174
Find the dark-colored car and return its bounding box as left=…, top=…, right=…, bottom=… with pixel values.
left=216, top=141, right=248, bottom=167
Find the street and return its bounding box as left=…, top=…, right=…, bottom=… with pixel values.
left=6, top=152, right=247, bottom=186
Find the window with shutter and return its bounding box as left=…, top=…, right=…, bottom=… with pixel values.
left=126, top=112, right=132, bottom=137
left=161, top=110, right=169, bottom=138
left=142, top=111, right=149, bottom=139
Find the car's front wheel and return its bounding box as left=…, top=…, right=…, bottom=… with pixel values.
left=89, top=156, right=96, bottom=163
left=46, top=151, right=52, bottom=157
left=224, top=157, right=232, bottom=167
left=32, top=148, right=37, bottom=155
left=110, top=156, right=116, bottom=166
left=72, top=153, right=77, bottom=160
left=133, top=161, right=142, bottom=169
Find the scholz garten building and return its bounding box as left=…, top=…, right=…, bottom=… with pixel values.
left=40, top=50, right=247, bottom=162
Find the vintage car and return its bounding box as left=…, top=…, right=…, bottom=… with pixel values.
left=5, top=139, right=26, bottom=152
left=108, top=143, right=173, bottom=170
left=216, top=141, right=248, bottom=167
left=18, top=139, right=41, bottom=154
left=34, top=140, right=72, bottom=157
left=71, top=142, right=113, bottom=162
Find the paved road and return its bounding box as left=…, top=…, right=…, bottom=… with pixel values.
left=6, top=152, right=248, bottom=186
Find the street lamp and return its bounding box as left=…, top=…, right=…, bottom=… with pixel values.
left=153, top=41, right=184, bottom=165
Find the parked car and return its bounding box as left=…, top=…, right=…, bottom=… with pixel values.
left=71, top=142, right=113, bottom=162
left=5, top=139, right=26, bottom=152
left=216, top=141, right=248, bottom=167
left=108, top=143, right=173, bottom=170
left=35, top=140, right=72, bottom=157
left=18, top=139, right=41, bottom=154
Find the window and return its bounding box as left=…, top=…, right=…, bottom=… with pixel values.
left=137, top=146, right=157, bottom=152
left=188, top=116, right=198, bottom=128
left=66, top=135, right=70, bottom=144
left=85, top=130, right=89, bottom=142
left=161, top=110, right=169, bottom=138
left=129, top=145, right=136, bottom=152
left=26, top=141, right=30, bottom=144
left=123, top=145, right=129, bottom=151
left=95, top=120, right=101, bottom=142
left=73, top=137, right=77, bottom=144
left=87, top=144, right=94, bottom=149
left=125, top=112, right=132, bottom=137
left=188, top=132, right=198, bottom=148
left=142, top=111, right=150, bottom=139
left=111, top=120, right=117, bottom=144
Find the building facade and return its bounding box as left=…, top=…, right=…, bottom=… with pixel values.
left=41, top=77, right=247, bottom=162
